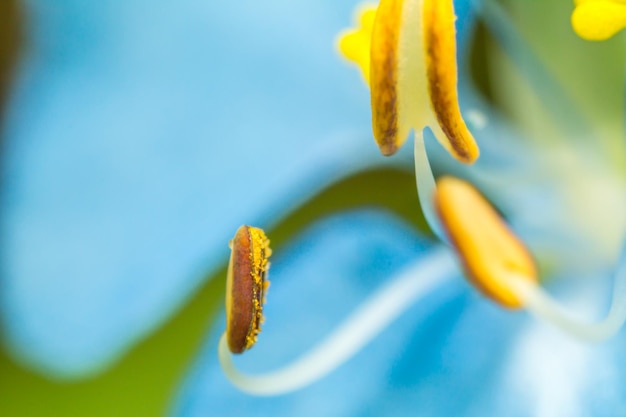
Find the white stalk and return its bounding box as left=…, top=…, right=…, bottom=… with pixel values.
left=414, top=130, right=448, bottom=243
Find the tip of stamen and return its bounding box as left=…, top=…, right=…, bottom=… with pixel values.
left=379, top=141, right=399, bottom=156
left=434, top=176, right=537, bottom=308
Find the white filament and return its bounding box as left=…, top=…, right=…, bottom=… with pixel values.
left=218, top=248, right=458, bottom=396
left=509, top=251, right=626, bottom=342
left=413, top=130, right=448, bottom=243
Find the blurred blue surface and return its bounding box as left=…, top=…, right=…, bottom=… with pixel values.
left=1, top=0, right=414, bottom=377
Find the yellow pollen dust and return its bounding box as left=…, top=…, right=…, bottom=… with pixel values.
left=572, top=0, right=626, bottom=40
left=337, top=4, right=378, bottom=83
left=245, top=227, right=271, bottom=350
left=434, top=177, right=537, bottom=308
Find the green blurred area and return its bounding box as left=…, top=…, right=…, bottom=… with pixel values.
left=0, top=168, right=428, bottom=416
left=501, top=0, right=625, bottom=131
left=470, top=0, right=626, bottom=163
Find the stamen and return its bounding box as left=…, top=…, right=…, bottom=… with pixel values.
left=434, top=176, right=537, bottom=308
left=219, top=248, right=457, bottom=396
left=338, top=0, right=479, bottom=161
left=433, top=178, right=626, bottom=342
left=572, top=0, right=626, bottom=41
left=225, top=225, right=271, bottom=354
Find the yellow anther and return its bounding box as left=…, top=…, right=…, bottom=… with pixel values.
left=337, top=4, right=378, bottom=83
left=370, top=0, right=404, bottom=156
left=225, top=225, right=271, bottom=354
left=423, top=0, right=479, bottom=162
left=338, top=0, right=479, bottom=162
left=434, top=177, right=537, bottom=308
left=572, top=0, right=626, bottom=40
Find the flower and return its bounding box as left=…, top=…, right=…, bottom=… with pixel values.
left=183, top=0, right=626, bottom=415
left=3, top=0, right=626, bottom=416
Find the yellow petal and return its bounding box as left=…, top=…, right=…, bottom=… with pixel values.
left=434, top=177, right=537, bottom=308
left=572, top=0, right=626, bottom=40
left=337, top=4, right=378, bottom=83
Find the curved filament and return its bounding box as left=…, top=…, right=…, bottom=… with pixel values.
left=219, top=248, right=457, bottom=396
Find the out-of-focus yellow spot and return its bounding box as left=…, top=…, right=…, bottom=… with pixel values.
left=572, top=0, right=626, bottom=40
left=337, top=4, right=378, bottom=83
left=434, top=177, right=537, bottom=308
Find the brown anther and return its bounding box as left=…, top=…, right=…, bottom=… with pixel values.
left=225, top=225, right=271, bottom=354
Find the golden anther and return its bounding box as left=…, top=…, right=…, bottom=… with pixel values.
left=225, top=225, right=271, bottom=354
left=423, top=0, right=479, bottom=162
left=370, top=0, right=404, bottom=156
left=434, top=177, right=537, bottom=308
left=339, top=0, right=479, bottom=161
